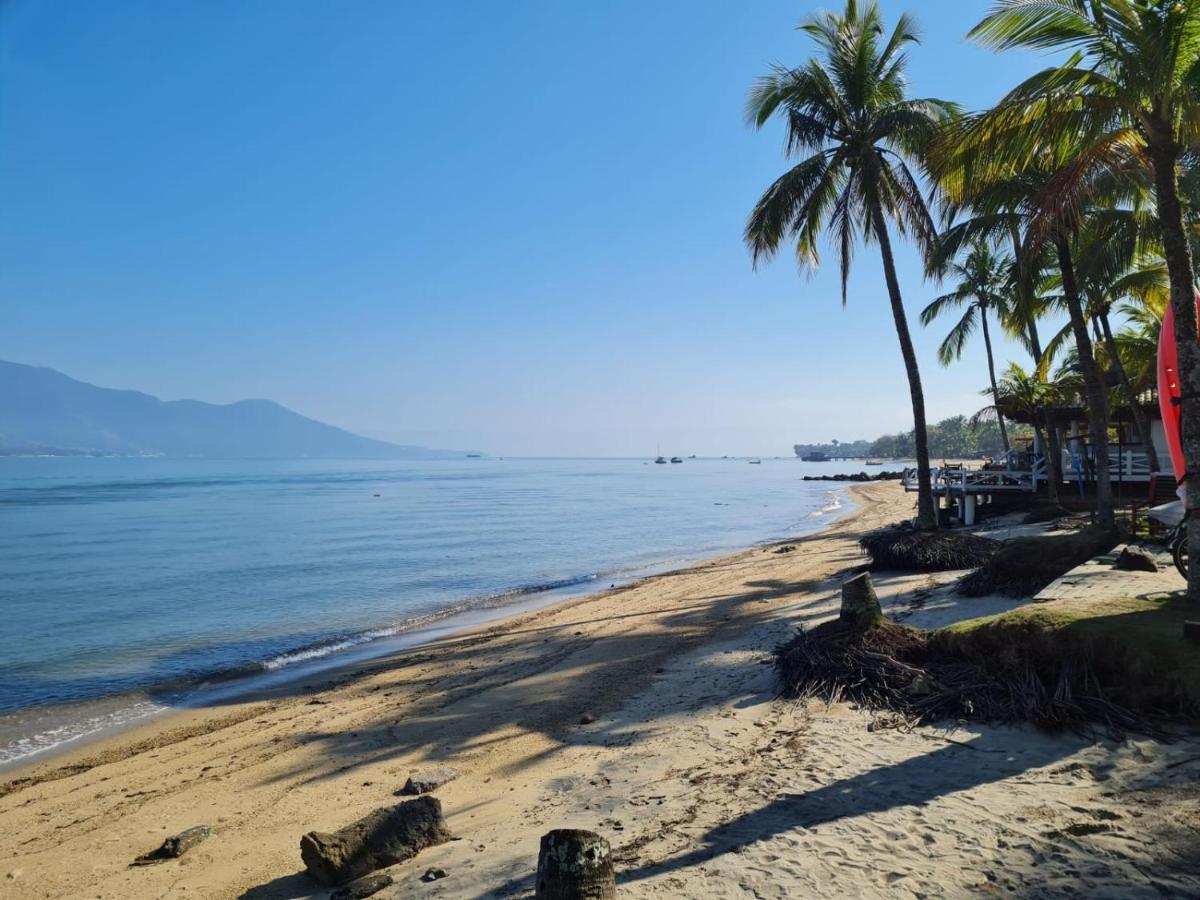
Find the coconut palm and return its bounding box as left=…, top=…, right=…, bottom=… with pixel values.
left=920, top=241, right=1014, bottom=452
left=930, top=145, right=1115, bottom=525
left=975, top=362, right=1070, bottom=502
left=966, top=0, right=1200, bottom=588
left=744, top=0, right=957, bottom=529
left=1115, top=290, right=1171, bottom=391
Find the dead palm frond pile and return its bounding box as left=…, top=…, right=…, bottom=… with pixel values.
left=775, top=614, right=1165, bottom=737
left=957, top=527, right=1119, bottom=596
left=860, top=526, right=1000, bottom=572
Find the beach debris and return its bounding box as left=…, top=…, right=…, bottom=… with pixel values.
left=131, top=825, right=211, bottom=866
left=959, top=527, right=1120, bottom=597
left=535, top=829, right=615, bottom=900
left=421, top=867, right=448, bottom=882
left=776, top=579, right=1177, bottom=735
left=399, top=767, right=460, bottom=796
left=300, top=795, right=452, bottom=886
left=1113, top=546, right=1159, bottom=573
left=579, top=713, right=597, bottom=725
left=1022, top=504, right=1073, bottom=524
left=772, top=544, right=796, bottom=554
left=861, top=526, right=1000, bottom=572
left=330, top=873, right=394, bottom=899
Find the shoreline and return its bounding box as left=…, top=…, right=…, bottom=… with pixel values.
left=10, top=480, right=1193, bottom=898
left=0, top=484, right=857, bottom=780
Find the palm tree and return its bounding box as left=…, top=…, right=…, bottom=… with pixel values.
left=920, top=241, right=1014, bottom=452
left=976, top=362, right=1070, bottom=500
left=925, top=177, right=1068, bottom=502
left=966, top=0, right=1200, bottom=586
left=744, top=0, right=956, bottom=529
left=1115, top=290, right=1170, bottom=392
left=930, top=146, right=1114, bottom=525
left=1036, top=208, right=1168, bottom=474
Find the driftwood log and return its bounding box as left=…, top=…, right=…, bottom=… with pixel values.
left=535, top=829, right=616, bottom=899
left=132, top=825, right=211, bottom=865
left=839, top=572, right=883, bottom=634
left=300, top=795, right=452, bottom=886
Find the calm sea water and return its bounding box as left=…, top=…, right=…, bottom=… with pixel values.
left=0, top=456, right=855, bottom=764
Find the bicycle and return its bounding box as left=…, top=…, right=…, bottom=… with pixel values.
left=1170, top=520, right=1189, bottom=580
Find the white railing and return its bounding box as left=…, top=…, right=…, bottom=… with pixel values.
left=902, top=464, right=1034, bottom=493
left=1063, top=445, right=1155, bottom=482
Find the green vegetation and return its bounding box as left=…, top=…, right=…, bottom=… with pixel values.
left=867, top=414, right=1026, bottom=459
left=936, top=593, right=1200, bottom=717
left=796, top=414, right=1026, bottom=459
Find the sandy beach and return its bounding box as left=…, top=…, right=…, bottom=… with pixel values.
left=2, top=481, right=1198, bottom=899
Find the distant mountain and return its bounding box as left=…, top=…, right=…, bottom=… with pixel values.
left=0, top=360, right=468, bottom=459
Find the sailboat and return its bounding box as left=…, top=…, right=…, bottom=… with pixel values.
left=654, top=443, right=667, bottom=464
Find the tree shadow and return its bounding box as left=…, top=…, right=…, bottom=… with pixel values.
left=614, top=733, right=1072, bottom=887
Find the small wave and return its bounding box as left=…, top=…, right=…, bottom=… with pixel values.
left=804, top=491, right=846, bottom=518
left=0, top=700, right=166, bottom=767
left=261, top=572, right=602, bottom=672
left=262, top=628, right=402, bottom=671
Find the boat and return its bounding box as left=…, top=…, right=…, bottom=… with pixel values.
left=466, top=453, right=482, bottom=458
left=654, top=456, right=667, bottom=464
left=864, top=459, right=882, bottom=466
left=801, top=451, right=829, bottom=462
left=748, top=458, right=762, bottom=464
left=669, top=457, right=683, bottom=464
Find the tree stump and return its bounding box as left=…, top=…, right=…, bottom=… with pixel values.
left=840, top=572, right=883, bottom=634
left=535, top=829, right=615, bottom=899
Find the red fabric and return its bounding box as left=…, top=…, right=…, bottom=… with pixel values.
left=1158, top=300, right=1197, bottom=484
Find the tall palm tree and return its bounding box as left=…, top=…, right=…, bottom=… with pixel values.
left=744, top=0, right=956, bottom=529
left=966, top=0, right=1200, bottom=588
left=920, top=240, right=1014, bottom=452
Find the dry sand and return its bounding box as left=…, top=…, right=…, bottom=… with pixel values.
left=2, top=482, right=1198, bottom=899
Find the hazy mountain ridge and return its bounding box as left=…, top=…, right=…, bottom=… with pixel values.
left=0, top=360, right=465, bottom=458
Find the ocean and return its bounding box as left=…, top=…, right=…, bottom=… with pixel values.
left=0, top=456, right=857, bottom=767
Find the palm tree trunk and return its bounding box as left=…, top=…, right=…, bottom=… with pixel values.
left=1043, top=419, right=1062, bottom=505
left=1010, top=216, right=1060, bottom=498
left=1027, top=317, right=1043, bottom=365
left=1055, top=235, right=1114, bottom=529
left=1098, top=309, right=1161, bottom=474
left=1149, top=138, right=1200, bottom=601
left=1020, top=291, right=1059, bottom=503
left=979, top=307, right=1010, bottom=452
left=871, top=202, right=936, bottom=529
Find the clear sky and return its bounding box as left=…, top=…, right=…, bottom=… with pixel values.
left=0, top=1, right=1066, bottom=457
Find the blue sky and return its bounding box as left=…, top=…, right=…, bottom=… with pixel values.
left=1, top=1, right=1064, bottom=456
